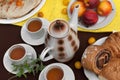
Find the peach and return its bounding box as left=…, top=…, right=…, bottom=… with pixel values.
left=84, top=0, right=100, bottom=9
left=82, top=9, right=98, bottom=26
left=97, top=1, right=112, bottom=16
left=70, top=1, right=86, bottom=17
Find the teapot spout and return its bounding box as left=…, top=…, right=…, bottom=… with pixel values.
left=69, top=5, right=79, bottom=32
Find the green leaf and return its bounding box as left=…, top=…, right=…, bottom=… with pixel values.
left=11, top=58, right=45, bottom=78
left=23, top=74, right=27, bottom=78
left=35, top=64, right=40, bottom=73
left=16, top=71, right=22, bottom=78
left=40, top=62, right=45, bottom=70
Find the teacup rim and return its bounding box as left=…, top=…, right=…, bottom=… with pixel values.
left=44, top=64, right=65, bottom=80
left=25, top=17, right=44, bottom=33
left=8, top=44, right=27, bottom=62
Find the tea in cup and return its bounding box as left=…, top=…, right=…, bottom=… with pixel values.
left=44, top=65, right=65, bottom=80
left=8, top=44, right=32, bottom=65
left=25, top=18, right=46, bottom=39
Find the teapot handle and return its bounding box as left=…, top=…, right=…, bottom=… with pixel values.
left=39, top=47, right=54, bottom=61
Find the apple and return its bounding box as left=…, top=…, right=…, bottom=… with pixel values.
left=97, top=1, right=112, bottom=16
left=70, top=1, right=86, bottom=17
left=84, top=0, right=100, bottom=9
left=82, top=9, right=98, bottom=26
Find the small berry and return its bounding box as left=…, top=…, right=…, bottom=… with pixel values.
left=61, top=8, right=67, bottom=14
left=63, top=0, right=70, bottom=6
left=38, top=12, right=44, bottom=17
left=88, top=37, right=96, bottom=44
left=74, top=61, right=81, bottom=69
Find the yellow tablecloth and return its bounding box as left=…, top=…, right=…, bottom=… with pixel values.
left=15, top=0, right=120, bottom=32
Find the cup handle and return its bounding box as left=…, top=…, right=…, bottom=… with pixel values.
left=40, top=47, right=54, bottom=61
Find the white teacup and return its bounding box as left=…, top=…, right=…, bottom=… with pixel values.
left=8, top=44, right=32, bottom=65
left=44, top=65, right=65, bottom=80
left=25, top=18, right=46, bottom=39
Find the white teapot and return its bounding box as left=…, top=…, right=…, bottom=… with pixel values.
left=40, top=5, right=80, bottom=62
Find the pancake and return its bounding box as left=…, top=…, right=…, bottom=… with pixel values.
left=0, top=0, right=41, bottom=19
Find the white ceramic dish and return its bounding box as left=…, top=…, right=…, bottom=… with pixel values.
left=67, top=0, right=116, bottom=30
left=21, top=18, right=49, bottom=46
left=83, top=37, right=107, bottom=80
left=0, top=0, right=46, bottom=24
left=38, top=63, right=75, bottom=80
left=3, top=43, right=37, bottom=74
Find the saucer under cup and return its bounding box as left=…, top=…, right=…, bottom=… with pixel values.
left=3, top=43, right=37, bottom=74
left=21, top=18, right=49, bottom=46
left=38, top=63, right=75, bottom=80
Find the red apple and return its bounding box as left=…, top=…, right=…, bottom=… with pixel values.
left=97, top=1, right=112, bottom=16
left=84, top=0, right=100, bottom=9
left=82, top=9, right=98, bottom=26
left=70, top=1, right=86, bottom=17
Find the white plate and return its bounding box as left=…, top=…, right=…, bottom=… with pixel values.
left=3, top=43, right=37, bottom=74
left=83, top=37, right=107, bottom=80
left=38, top=63, right=75, bottom=80
left=21, top=18, right=49, bottom=46
left=67, top=0, right=116, bottom=30
left=0, top=0, right=46, bottom=24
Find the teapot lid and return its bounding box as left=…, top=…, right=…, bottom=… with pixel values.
left=48, top=20, right=69, bottom=38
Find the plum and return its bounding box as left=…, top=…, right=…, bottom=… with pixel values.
left=82, top=9, right=98, bottom=26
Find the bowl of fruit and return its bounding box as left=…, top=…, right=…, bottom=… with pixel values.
left=67, top=0, right=116, bottom=30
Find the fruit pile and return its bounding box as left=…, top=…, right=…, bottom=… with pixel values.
left=70, top=0, right=113, bottom=27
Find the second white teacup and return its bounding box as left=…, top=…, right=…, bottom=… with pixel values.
left=44, top=65, right=65, bottom=80
left=8, top=44, right=32, bottom=65
left=25, top=18, right=46, bottom=39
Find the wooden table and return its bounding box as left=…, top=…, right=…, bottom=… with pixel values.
left=0, top=24, right=111, bottom=80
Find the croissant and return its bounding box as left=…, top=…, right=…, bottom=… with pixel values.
left=81, top=45, right=112, bottom=74
left=98, top=58, right=120, bottom=80
left=82, top=32, right=120, bottom=79
left=102, top=32, right=120, bottom=58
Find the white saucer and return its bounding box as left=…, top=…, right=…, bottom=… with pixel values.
left=21, top=18, right=49, bottom=46
left=38, top=63, right=75, bottom=80
left=3, top=43, right=37, bottom=74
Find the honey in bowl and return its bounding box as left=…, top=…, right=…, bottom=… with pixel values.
left=28, top=20, right=42, bottom=32
left=10, top=47, right=25, bottom=60
left=46, top=67, right=64, bottom=80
